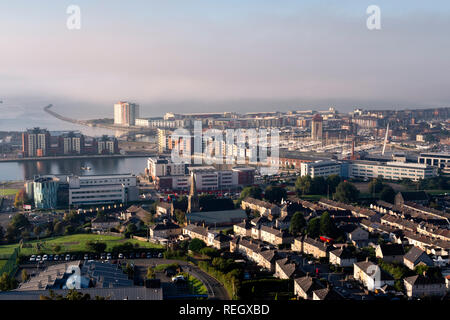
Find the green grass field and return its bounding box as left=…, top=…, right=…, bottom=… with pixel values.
left=0, top=234, right=163, bottom=256
left=0, top=189, right=19, bottom=196
left=0, top=260, right=6, bottom=270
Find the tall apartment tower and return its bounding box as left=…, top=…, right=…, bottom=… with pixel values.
left=114, top=101, right=140, bottom=126
left=187, top=172, right=200, bottom=213
left=22, top=128, right=50, bottom=157
left=311, top=114, right=323, bottom=141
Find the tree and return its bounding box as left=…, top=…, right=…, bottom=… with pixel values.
left=188, top=238, right=206, bottom=253
left=0, top=225, right=4, bottom=241
left=146, top=267, right=155, bottom=279
left=311, top=176, right=327, bottom=195
left=319, top=212, right=337, bottom=238
left=33, top=225, right=42, bottom=240
left=86, top=241, right=107, bottom=254
left=0, top=272, right=17, bottom=291
left=21, top=269, right=29, bottom=283
left=65, top=289, right=91, bottom=301
left=174, top=209, right=186, bottom=225
left=380, top=186, right=396, bottom=203
left=334, top=181, right=359, bottom=203
left=368, top=178, right=384, bottom=194
left=239, top=186, right=262, bottom=201
left=306, top=217, right=321, bottom=238
left=326, top=175, right=341, bottom=195
left=199, top=247, right=219, bottom=258
left=295, top=175, right=312, bottom=195
left=289, top=211, right=306, bottom=235
left=53, top=221, right=64, bottom=235
left=264, top=186, right=287, bottom=203
left=14, top=189, right=28, bottom=208
left=125, top=223, right=137, bottom=238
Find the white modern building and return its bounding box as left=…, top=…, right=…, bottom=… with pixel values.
left=68, top=174, right=138, bottom=206
left=349, top=160, right=437, bottom=181
left=300, top=160, right=341, bottom=178
left=418, top=153, right=450, bottom=169
left=114, top=101, right=139, bottom=126
left=147, top=157, right=187, bottom=179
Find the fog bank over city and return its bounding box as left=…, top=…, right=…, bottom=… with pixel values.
left=1, top=1, right=450, bottom=117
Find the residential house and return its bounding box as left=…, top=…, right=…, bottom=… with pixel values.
left=233, top=220, right=252, bottom=237
left=403, top=274, right=447, bottom=298
left=241, top=197, right=281, bottom=217
left=182, top=224, right=209, bottom=243
left=329, top=248, right=357, bottom=267
left=375, top=244, right=405, bottom=263
left=275, top=258, right=302, bottom=279
left=156, top=202, right=173, bottom=217
left=91, top=216, right=120, bottom=231
left=292, top=236, right=332, bottom=259
left=294, top=276, right=323, bottom=300
left=347, top=227, right=369, bottom=247
left=312, top=288, right=344, bottom=300
left=394, top=192, right=429, bottom=206
left=207, top=232, right=231, bottom=250
left=149, top=220, right=181, bottom=239
left=403, top=246, right=434, bottom=270
left=353, top=261, right=395, bottom=291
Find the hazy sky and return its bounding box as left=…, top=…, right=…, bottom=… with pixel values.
left=1, top=0, right=450, bottom=117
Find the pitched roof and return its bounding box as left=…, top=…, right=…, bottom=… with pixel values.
left=312, top=288, right=344, bottom=300
left=378, top=243, right=405, bottom=256
left=330, top=248, right=355, bottom=260
left=294, top=276, right=322, bottom=294
left=403, top=246, right=428, bottom=263
left=404, top=275, right=445, bottom=286
left=397, top=191, right=429, bottom=201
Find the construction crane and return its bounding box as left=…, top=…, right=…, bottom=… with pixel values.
left=382, top=122, right=389, bottom=156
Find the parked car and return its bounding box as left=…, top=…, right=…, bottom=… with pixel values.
left=172, top=275, right=186, bottom=283
left=118, top=253, right=124, bottom=259
left=100, top=253, right=106, bottom=260
left=65, top=254, right=71, bottom=261
left=140, top=252, right=146, bottom=258
left=43, top=255, right=48, bottom=261
left=84, top=254, right=89, bottom=260
left=29, top=255, right=36, bottom=262
left=36, top=255, right=42, bottom=261
left=54, top=255, right=59, bottom=261
left=158, top=253, right=163, bottom=258
left=48, top=255, right=53, bottom=261
left=146, top=252, right=152, bottom=259
left=107, top=253, right=112, bottom=260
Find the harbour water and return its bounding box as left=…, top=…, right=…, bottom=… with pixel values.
left=0, top=157, right=149, bottom=182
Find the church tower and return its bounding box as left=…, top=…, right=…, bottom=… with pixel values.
left=187, top=172, right=200, bottom=213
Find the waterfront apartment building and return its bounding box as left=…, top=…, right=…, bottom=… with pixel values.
left=114, top=101, right=140, bottom=126
left=22, top=128, right=118, bottom=157
left=22, top=128, right=50, bottom=157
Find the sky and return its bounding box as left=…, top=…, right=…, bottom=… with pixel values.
left=0, top=0, right=450, bottom=117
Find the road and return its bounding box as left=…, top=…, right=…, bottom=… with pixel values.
left=133, top=259, right=230, bottom=300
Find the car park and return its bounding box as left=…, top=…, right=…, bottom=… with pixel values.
left=118, top=253, right=124, bottom=259
left=54, top=255, right=59, bottom=261
left=65, top=254, right=71, bottom=261
left=43, top=255, right=48, bottom=261
left=29, top=255, right=36, bottom=262
left=36, top=255, right=42, bottom=261
left=146, top=252, right=152, bottom=259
